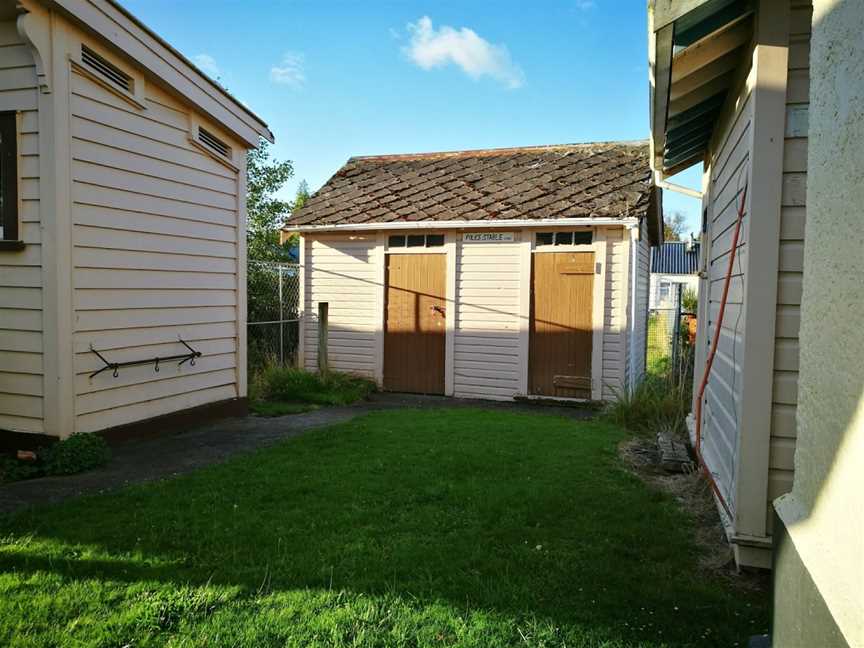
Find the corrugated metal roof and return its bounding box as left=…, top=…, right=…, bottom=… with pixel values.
left=651, top=241, right=700, bottom=274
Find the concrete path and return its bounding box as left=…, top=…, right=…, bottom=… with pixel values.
left=0, top=393, right=595, bottom=515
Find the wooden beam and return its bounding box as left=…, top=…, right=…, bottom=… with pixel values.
left=651, top=23, right=675, bottom=171
left=651, top=0, right=715, bottom=31
left=670, top=47, right=742, bottom=102
left=317, top=302, right=329, bottom=374
left=671, top=14, right=752, bottom=84
left=674, top=0, right=748, bottom=47
left=667, top=91, right=726, bottom=130
left=663, top=152, right=705, bottom=177
left=669, top=71, right=734, bottom=117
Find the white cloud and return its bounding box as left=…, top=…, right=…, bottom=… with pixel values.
left=403, top=16, right=524, bottom=89
left=192, top=53, right=220, bottom=79
left=575, top=0, right=596, bottom=9
left=270, top=52, right=305, bottom=88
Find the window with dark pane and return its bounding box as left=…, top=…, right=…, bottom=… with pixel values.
left=536, top=232, right=554, bottom=246
left=425, top=234, right=444, bottom=247
left=554, top=231, right=573, bottom=245
left=388, top=235, right=406, bottom=247
left=572, top=231, right=593, bottom=245
left=406, top=234, right=425, bottom=247
left=0, top=112, right=19, bottom=242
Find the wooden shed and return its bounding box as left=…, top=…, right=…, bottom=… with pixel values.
left=0, top=0, right=272, bottom=447
left=283, top=142, right=662, bottom=402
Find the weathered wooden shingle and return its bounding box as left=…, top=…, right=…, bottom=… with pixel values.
left=289, top=141, right=652, bottom=227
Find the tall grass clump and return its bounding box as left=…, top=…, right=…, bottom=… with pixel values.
left=250, top=364, right=376, bottom=408
left=602, top=372, right=692, bottom=437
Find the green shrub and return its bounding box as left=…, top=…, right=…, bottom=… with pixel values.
left=0, top=456, right=43, bottom=483
left=41, top=433, right=111, bottom=476
left=682, top=287, right=698, bottom=313
left=602, top=372, right=691, bottom=437
left=0, top=433, right=111, bottom=484
left=250, top=365, right=376, bottom=408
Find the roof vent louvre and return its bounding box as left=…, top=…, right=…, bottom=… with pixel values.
left=81, top=44, right=132, bottom=92
left=197, top=126, right=231, bottom=158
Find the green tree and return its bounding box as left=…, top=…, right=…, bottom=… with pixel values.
left=663, top=210, right=688, bottom=241
left=280, top=180, right=311, bottom=250
left=246, top=138, right=294, bottom=261
left=293, top=179, right=310, bottom=214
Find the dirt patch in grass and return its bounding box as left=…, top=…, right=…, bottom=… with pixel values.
left=619, top=437, right=769, bottom=594
left=249, top=401, right=319, bottom=417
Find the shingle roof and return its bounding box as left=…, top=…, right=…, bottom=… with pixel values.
left=287, top=141, right=653, bottom=227
left=651, top=241, right=700, bottom=275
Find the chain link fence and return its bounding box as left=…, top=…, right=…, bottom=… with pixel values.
left=647, top=283, right=696, bottom=384
left=247, top=261, right=300, bottom=370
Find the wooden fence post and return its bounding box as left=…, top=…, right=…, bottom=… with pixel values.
left=318, top=302, right=329, bottom=374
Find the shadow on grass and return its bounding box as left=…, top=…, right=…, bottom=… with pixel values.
left=0, top=409, right=767, bottom=646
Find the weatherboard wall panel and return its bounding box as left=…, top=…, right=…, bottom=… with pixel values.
left=699, top=60, right=756, bottom=516
left=453, top=237, right=522, bottom=399
left=767, top=1, right=811, bottom=508
left=0, top=21, right=43, bottom=433
left=602, top=228, right=628, bottom=398
left=69, top=63, right=243, bottom=433
left=303, top=235, right=379, bottom=378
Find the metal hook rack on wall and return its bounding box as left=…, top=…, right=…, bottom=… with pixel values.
left=89, top=338, right=202, bottom=379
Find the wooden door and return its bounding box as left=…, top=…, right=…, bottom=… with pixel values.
left=529, top=251, right=594, bottom=399
left=384, top=254, right=446, bottom=394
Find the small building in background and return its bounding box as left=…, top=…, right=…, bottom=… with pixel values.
left=283, top=142, right=661, bottom=402
left=648, top=239, right=700, bottom=309
left=0, top=0, right=272, bottom=447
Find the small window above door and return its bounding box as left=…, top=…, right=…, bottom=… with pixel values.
left=388, top=233, right=445, bottom=249
left=535, top=231, right=592, bottom=247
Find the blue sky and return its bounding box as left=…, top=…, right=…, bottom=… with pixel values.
left=123, top=0, right=702, bottom=235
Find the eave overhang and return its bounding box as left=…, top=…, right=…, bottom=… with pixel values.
left=33, top=0, right=274, bottom=147
left=649, top=0, right=754, bottom=178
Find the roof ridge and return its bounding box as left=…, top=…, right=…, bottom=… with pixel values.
left=349, top=140, right=649, bottom=163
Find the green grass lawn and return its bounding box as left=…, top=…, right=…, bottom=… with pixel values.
left=0, top=409, right=766, bottom=647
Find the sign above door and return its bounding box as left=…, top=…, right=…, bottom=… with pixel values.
left=462, top=232, right=515, bottom=243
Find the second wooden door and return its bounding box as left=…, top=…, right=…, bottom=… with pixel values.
left=529, top=251, right=594, bottom=399
left=384, top=253, right=446, bottom=394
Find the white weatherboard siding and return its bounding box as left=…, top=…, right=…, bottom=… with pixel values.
left=0, top=21, right=43, bottom=433
left=302, top=227, right=644, bottom=401
left=767, top=0, right=811, bottom=532
left=699, top=65, right=755, bottom=514
left=70, top=60, right=242, bottom=432
left=453, top=235, right=522, bottom=400
left=632, top=224, right=650, bottom=384
left=302, top=235, right=379, bottom=378
left=602, top=228, right=628, bottom=399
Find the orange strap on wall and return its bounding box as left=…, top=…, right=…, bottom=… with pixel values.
left=693, top=180, right=749, bottom=521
